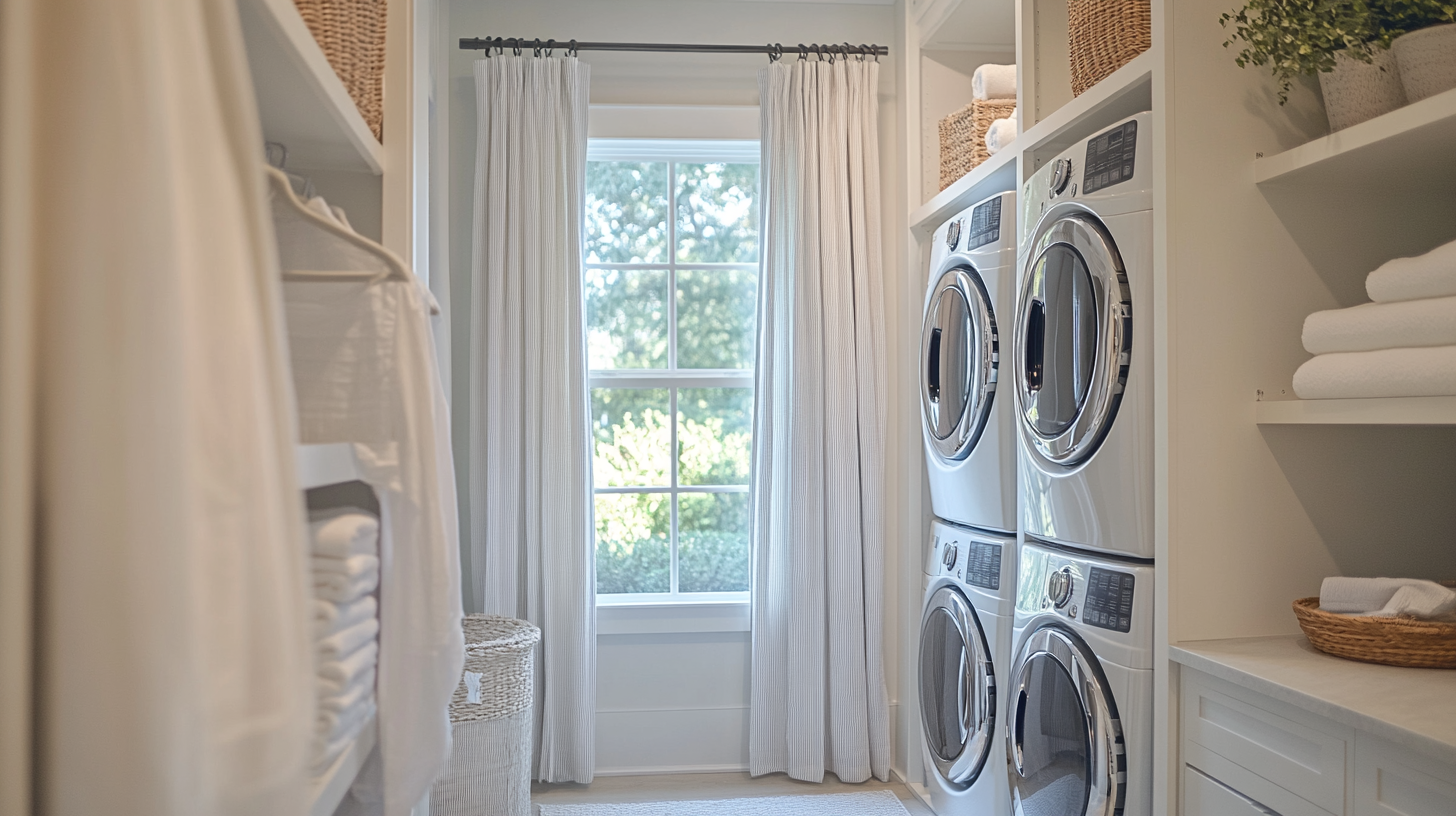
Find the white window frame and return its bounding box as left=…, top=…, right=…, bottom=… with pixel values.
left=586, top=139, right=760, bottom=622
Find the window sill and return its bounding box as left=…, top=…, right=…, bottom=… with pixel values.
left=596, top=598, right=750, bottom=635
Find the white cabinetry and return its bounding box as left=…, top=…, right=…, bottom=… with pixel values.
left=1184, top=766, right=1280, bottom=816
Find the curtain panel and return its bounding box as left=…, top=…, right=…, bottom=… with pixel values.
left=749, top=57, right=891, bottom=784
left=468, top=55, right=596, bottom=784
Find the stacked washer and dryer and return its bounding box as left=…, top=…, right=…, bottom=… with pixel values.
left=918, top=112, right=1157, bottom=816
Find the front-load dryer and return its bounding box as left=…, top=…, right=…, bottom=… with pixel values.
left=1014, top=113, right=1154, bottom=559
left=919, top=517, right=1016, bottom=816
left=922, top=191, right=1019, bottom=534
left=1006, top=540, right=1154, bottom=816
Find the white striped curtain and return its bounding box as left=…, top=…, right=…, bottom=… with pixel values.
left=749, top=57, right=891, bottom=784
left=468, top=55, right=596, bottom=784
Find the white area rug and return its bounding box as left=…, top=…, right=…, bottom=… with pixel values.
left=537, top=790, right=911, bottom=816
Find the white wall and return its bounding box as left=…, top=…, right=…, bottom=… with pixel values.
left=439, top=0, right=911, bottom=778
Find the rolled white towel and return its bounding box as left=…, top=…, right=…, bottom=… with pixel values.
left=316, top=617, right=379, bottom=660
left=986, top=116, right=1017, bottom=155
left=1303, top=295, right=1456, bottom=354
left=313, top=595, right=377, bottom=639
left=1366, top=238, right=1456, bottom=304
left=972, top=63, right=1017, bottom=100
left=312, top=699, right=377, bottom=773
left=313, top=559, right=379, bottom=604
left=1321, top=577, right=1456, bottom=619
left=308, top=507, right=380, bottom=559
left=1292, top=345, right=1456, bottom=400
left=318, top=640, right=378, bottom=689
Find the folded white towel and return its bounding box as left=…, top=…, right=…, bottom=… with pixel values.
left=312, top=553, right=378, bottom=577
left=972, top=64, right=1017, bottom=100
left=312, top=699, right=376, bottom=773
left=319, top=667, right=375, bottom=702
left=313, top=562, right=379, bottom=604
left=317, top=617, right=379, bottom=660
left=319, top=669, right=374, bottom=713
left=1292, top=345, right=1456, bottom=400
left=318, top=640, right=378, bottom=689
left=1303, top=295, right=1456, bottom=354
left=986, top=116, right=1017, bottom=155
left=1321, top=577, right=1456, bottom=619
left=308, top=507, right=380, bottom=559
left=1366, top=238, right=1456, bottom=304
left=313, top=595, right=377, bottom=639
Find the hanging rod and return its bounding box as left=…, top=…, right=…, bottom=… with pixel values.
left=458, top=37, right=886, bottom=61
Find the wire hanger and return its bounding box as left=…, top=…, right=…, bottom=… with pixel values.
left=264, top=141, right=317, bottom=201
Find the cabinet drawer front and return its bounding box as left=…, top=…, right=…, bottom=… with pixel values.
left=1184, top=765, right=1279, bottom=815
left=1182, top=672, right=1350, bottom=815
left=1354, top=735, right=1456, bottom=816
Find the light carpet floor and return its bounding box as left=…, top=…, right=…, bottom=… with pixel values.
left=537, top=790, right=910, bottom=816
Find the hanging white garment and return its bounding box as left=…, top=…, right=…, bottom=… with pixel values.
left=749, top=56, right=891, bottom=785
left=1, top=1, right=315, bottom=815
left=277, top=208, right=463, bottom=815
left=468, top=54, right=596, bottom=784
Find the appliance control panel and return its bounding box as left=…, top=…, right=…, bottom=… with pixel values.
left=963, top=195, right=1002, bottom=251
left=1082, top=119, right=1138, bottom=195
left=926, top=525, right=1003, bottom=590
left=1017, top=541, right=1144, bottom=635
left=1083, top=567, right=1135, bottom=632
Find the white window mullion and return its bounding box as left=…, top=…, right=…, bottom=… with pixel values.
left=669, top=386, right=679, bottom=595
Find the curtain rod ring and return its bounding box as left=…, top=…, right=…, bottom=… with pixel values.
left=569, top=39, right=579, bottom=57
left=545, top=38, right=556, bottom=56
left=797, top=43, right=807, bottom=61
left=511, top=38, right=521, bottom=56
left=480, top=36, right=491, bottom=57
left=532, top=38, right=542, bottom=57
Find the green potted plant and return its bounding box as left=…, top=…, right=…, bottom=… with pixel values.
left=1220, top=0, right=1406, bottom=129
left=1384, top=0, right=1456, bottom=101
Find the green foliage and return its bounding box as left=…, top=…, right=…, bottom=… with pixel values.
left=1220, top=0, right=1456, bottom=103
left=585, top=162, right=668, bottom=263
left=675, top=164, right=759, bottom=263
left=677, top=269, right=757, bottom=369
left=585, top=269, right=668, bottom=370
left=595, top=492, right=670, bottom=594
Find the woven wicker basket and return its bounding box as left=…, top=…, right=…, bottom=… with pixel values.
left=1068, top=0, right=1151, bottom=97
left=1293, top=584, right=1456, bottom=669
left=938, top=98, right=1017, bottom=191
left=292, top=0, right=387, bottom=141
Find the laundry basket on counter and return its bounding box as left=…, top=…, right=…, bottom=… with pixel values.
left=430, top=615, right=540, bottom=816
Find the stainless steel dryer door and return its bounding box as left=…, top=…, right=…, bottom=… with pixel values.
left=919, top=585, right=997, bottom=787
left=921, top=266, right=998, bottom=462
left=1007, top=623, right=1126, bottom=816
left=1015, top=211, right=1131, bottom=470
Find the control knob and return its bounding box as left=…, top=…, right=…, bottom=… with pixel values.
left=1050, top=158, right=1073, bottom=196
left=942, top=543, right=958, bottom=571
left=1047, top=567, right=1074, bottom=608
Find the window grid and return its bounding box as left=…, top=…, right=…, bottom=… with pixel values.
left=588, top=157, right=755, bottom=600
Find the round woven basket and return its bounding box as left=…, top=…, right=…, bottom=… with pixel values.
left=1068, top=0, right=1151, bottom=97
left=1293, top=584, right=1456, bottom=669
left=451, top=615, right=541, bottom=723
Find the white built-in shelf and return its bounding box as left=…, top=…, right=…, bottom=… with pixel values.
left=296, top=443, right=363, bottom=490
left=1171, top=635, right=1456, bottom=767
left=309, top=714, right=377, bottom=816
left=911, top=146, right=1017, bottom=236
left=1019, top=51, right=1154, bottom=172
left=236, top=0, right=383, bottom=174
left=914, top=0, right=1015, bottom=52
left=1255, top=396, right=1456, bottom=425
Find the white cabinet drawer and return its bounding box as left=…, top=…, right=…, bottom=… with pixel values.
left=1182, top=671, right=1351, bottom=816
left=1184, top=765, right=1280, bottom=815
left=1353, top=734, right=1456, bottom=816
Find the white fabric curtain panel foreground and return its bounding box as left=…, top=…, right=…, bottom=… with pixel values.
left=0, top=0, right=316, bottom=814
left=468, top=55, right=597, bottom=784
left=749, top=57, right=892, bottom=785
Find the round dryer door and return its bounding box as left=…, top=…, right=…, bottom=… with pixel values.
left=919, top=585, right=996, bottom=787
left=921, top=266, right=998, bottom=462
left=1015, top=211, right=1131, bottom=470
left=1007, top=623, right=1125, bottom=816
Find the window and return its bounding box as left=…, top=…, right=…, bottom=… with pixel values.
left=585, top=140, right=759, bottom=604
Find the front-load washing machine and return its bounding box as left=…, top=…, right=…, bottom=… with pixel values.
left=1006, top=540, right=1153, bottom=816
left=918, top=517, right=1016, bottom=816
left=1013, top=112, right=1154, bottom=560
left=921, top=191, right=1019, bottom=534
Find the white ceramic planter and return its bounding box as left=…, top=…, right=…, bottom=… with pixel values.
left=1393, top=23, right=1456, bottom=102
left=1318, top=47, right=1407, bottom=131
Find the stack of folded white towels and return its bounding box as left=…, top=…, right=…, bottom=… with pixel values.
left=1295, top=237, right=1456, bottom=399
left=974, top=63, right=1018, bottom=156
left=311, top=507, right=382, bottom=773
left=1320, top=577, right=1456, bottom=621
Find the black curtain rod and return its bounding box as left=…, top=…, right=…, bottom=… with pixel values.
left=458, top=37, right=887, bottom=61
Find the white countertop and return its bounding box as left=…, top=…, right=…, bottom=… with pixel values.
left=1171, top=634, right=1456, bottom=766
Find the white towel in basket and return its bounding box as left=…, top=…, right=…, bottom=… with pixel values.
left=986, top=116, right=1017, bottom=155
left=973, top=63, right=1017, bottom=100
left=318, top=640, right=378, bottom=692
left=313, top=595, right=377, bottom=638
left=308, top=507, right=380, bottom=558
left=1366, top=237, right=1456, bottom=304
left=1321, top=577, right=1456, bottom=620
left=317, top=617, right=379, bottom=660
left=1302, top=295, right=1456, bottom=354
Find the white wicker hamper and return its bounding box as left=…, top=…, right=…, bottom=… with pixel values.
left=430, top=615, right=540, bottom=816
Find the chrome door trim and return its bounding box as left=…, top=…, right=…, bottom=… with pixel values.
left=1006, top=621, right=1126, bottom=816
left=919, top=585, right=997, bottom=787
left=1013, top=207, right=1131, bottom=470
left=920, top=265, right=999, bottom=462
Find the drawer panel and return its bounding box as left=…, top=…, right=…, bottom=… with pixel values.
left=1354, top=734, right=1456, bottom=816
left=1182, top=671, right=1351, bottom=815
left=1184, top=765, right=1279, bottom=815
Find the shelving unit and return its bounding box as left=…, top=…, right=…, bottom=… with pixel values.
left=237, top=0, right=384, bottom=174
left=309, top=715, right=378, bottom=816
left=1016, top=51, right=1153, bottom=172
left=297, top=443, right=364, bottom=490
left=914, top=0, right=1016, bottom=51
left=1255, top=396, right=1456, bottom=425
left=910, top=147, right=1017, bottom=237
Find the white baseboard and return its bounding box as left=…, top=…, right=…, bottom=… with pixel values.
left=594, top=763, right=749, bottom=777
